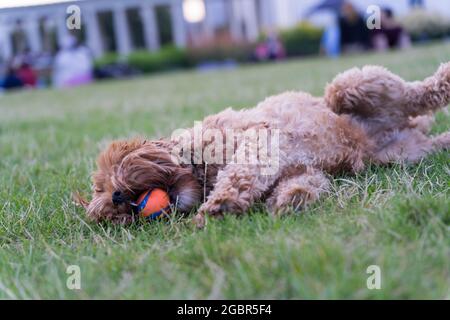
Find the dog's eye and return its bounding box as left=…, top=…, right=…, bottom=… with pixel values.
left=94, top=188, right=103, bottom=193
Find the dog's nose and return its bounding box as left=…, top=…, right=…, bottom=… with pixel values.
left=112, top=191, right=125, bottom=205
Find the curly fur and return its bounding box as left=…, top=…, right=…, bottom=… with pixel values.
left=78, top=63, right=450, bottom=227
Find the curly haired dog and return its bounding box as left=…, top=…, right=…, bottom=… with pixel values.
left=78, top=63, right=450, bottom=227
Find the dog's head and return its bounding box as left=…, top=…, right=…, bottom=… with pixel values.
left=79, top=138, right=201, bottom=224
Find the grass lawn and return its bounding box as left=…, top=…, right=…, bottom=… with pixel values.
left=0, top=43, right=449, bottom=299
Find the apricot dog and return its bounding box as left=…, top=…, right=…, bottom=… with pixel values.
left=79, top=63, right=450, bottom=227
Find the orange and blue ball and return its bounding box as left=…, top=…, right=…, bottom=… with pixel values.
left=132, top=188, right=170, bottom=220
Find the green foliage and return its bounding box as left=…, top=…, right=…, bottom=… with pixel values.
left=279, top=22, right=323, bottom=57
left=94, top=46, right=189, bottom=73
left=401, top=9, right=450, bottom=41
left=127, top=46, right=189, bottom=73
left=93, top=52, right=119, bottom=69
left=187, top=43, right=254, bottom=65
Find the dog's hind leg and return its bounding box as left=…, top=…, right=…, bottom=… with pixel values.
left=432, top=131, right=450, bottom=151
left=408, top=114, right=436, bottom=134
left=325, top=63, right=450, bottom=128
left=405, top=62, right=450, bottom=116
left=373, top=129, right=450, bottom=164
left=266, top=167, right=330, bottom=216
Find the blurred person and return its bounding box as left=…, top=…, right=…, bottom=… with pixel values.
left=53, top=35, right=93, bottom=88
left=16, top=62, right=37, bottom=88
left=321, top=16, right=341, bottom=58
left=371, top=8, right=411, bottom=51
left=254, top=30, right=285, bottom=62
left=1, top=65, right=24, bottom=91
left=338, top=1, right=370, bottom=53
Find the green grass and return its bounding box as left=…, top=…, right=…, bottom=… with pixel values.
left=1, top=43, right=449, bottom=299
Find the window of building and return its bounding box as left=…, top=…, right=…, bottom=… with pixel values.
left=97, top=10, right=116, bottom=52
left=126, top=7, right=145, bottom=50
left=155, top=5, right=173, bottom=46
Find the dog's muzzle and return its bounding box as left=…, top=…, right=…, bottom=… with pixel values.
left=112, top=191, right=127, bottom=205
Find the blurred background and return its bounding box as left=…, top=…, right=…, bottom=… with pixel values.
left=1, top=0, right=449, bottom=92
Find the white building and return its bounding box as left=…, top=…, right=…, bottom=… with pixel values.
left=0, top=0, right=449, bottom=62
left=0, top=0, right=289, bottom=61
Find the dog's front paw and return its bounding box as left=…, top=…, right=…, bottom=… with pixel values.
left=266, top=186, right=316, bottom=217
left=192, top=203, right=221, bottom=229
left=192, top=212, right=206, bottom=229
left=192, top=202, right=224, bottom=229
left=202, top=196, right=247, bottom=216
left=193, top=195, right=249, bottom=228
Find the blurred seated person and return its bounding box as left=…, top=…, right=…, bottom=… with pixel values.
left=371, top=8, right=411, bottom=51
left=254, top=31, right=285, bottom=61
left=338, top=1, right=370, bottom=53
left=17, top=62, right=37, bottom=88
left=53, top=35, right=93, bottom=88
left=321, top=15, right=341, bottom=58
left=1, top=65, right=24, bottom=91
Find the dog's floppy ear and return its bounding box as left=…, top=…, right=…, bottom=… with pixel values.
left=72, top=191, right=89, bottom=209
